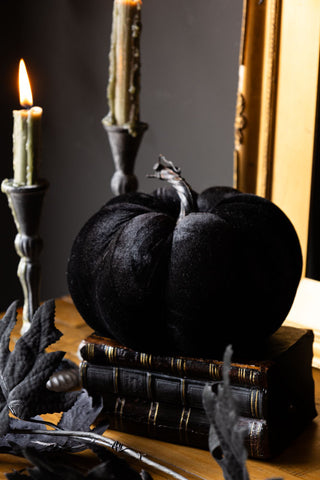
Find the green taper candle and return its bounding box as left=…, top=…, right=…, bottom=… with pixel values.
left=13, top=59, right=42, bottom=186
left=106, top=0, right=142, bottom=136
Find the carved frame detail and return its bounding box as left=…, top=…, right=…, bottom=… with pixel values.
left=235, top=0, right=320, bottom=365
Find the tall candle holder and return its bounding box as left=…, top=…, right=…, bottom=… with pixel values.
left=102, top=120, right=148, bottom=195
left=1, top=178, right=49, bottom=334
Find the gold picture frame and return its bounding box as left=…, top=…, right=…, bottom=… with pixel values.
left=234, top=0, right=320, bottom=367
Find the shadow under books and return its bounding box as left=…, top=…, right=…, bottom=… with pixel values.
left=273, top=421, right=318, bottom=466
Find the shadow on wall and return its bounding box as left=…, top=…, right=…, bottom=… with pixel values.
left=0, top=0, right=242, bottom=312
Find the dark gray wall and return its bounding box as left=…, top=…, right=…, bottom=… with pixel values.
left=0, top=1, right=243, bottom=311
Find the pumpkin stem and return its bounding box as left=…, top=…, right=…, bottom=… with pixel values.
left=147, top=155, right=196, bottom=221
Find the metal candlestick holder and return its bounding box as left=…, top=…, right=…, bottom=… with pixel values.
left=102, top=121, right=148, bottom=195
left=1, top=178, right=49, bottom=334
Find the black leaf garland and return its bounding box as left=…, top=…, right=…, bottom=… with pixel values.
left=0, top=300, right=283, bottom=480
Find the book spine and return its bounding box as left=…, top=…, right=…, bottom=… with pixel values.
left=80, top=342, right=268, bottom=388
left=101, top=395, right=271, bottom=459
left=80, top=362, right=268, bottom=419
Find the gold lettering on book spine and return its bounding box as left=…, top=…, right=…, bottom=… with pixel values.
left=243, top=368, right=247, bottom=383
left=255, top=390, right=259, bottom=418
left=177, top=359, right=182, bottom=374
left=179, top=408, right=186, bottom=432
left=79, top=361, right=87, bottom=388
left=153, top=402, right=159, bottom=425
left=182, top=359, right=186, bottom=374
left=241, top=369, right=258, bottom=387
left=140, top=352, right=152, bottom=369
left=147, top=402, right=159, bottom=432
left=250, top=390, right=259, bottom=418
left=180, top=378, right=186, bottom=405
left=209, top=363, right=220, bottom=379
left=238, top=368, right=248, bottom=384
left=179, top=408, right=191, bottom=443
left=169, top=358, right=186, bottom=375
left=140, top=353, right=146, bottom=367
left=250, top=390, right=255, bottom=417
left=88, top=344, right=95, bottom=361
left=106, top=346, right=116, bottom=363
left=185, top=408, right=191, bottom=431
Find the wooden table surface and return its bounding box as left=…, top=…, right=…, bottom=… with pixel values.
left=1, top=296, right=319, bottom=479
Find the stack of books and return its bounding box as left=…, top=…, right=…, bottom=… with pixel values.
left=79, top=326, right=317, bottom=459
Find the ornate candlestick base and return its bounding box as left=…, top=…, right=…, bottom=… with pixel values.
left=1, top=179, right=49, bottom=334
left=102, top=121, right=148, bottom=195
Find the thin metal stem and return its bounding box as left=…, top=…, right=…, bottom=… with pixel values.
left=13, top=428, right=207, bottom=480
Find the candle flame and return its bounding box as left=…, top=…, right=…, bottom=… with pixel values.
left=19, top=59, right=33, bottom=107
left=117, top=0, right=142, bottom=4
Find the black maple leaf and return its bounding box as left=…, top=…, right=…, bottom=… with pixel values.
left=1, top=390, right=106, bottom=455
left=5, top=447, right=151, bottom=480
left=0, top=301, right=154, bottom=480
left=0, top=300, right=78, bottom=435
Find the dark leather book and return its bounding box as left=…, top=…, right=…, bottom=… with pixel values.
left=80, top=361, right=270, bottom=418
left=100, top=395, right=316, bottom=459
left=79, top=327, right=316, bottom=410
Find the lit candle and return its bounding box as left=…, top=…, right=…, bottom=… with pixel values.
left=13, top=59, right=42, bottom=185
left=106, top=0, right=142, bottom=135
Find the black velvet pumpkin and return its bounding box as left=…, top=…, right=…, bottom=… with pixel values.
left=67, top=157, right=302, bottom=358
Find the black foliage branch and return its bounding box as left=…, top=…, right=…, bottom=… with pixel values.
left=203, top=345, right=283, bottom=480
left=203, top=345, right=250, bottom=480
left=2, top=390, right=107, bottom=455
left=0, top=301, right=282, bottom=480
left=5, top=446, right=150, bottom=480
left=0, top=300, right=78, bottom=435
left=0, top=300, right=196, bottom=480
